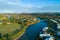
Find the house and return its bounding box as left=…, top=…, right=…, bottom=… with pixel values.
left=0, top=20, right=3, bottom=24
left=57, top=23, right=60, bottom=36
left=7, top=22, right=11, bottom=24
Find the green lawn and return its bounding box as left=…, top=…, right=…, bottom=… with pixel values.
left=0, top=23, right=20, bottom=34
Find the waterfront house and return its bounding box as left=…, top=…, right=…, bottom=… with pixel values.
left=0, top=20, right=3, bottom=24
left=57, top=23, right=60, bottom=36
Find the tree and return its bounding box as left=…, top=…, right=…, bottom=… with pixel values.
left=8, top=16, right=14, bottom=23
left=0, top=33, right=2, bottom=38
left=3, top=33, right=9, bottom=40
left=2, top=19, right=7, bottom=25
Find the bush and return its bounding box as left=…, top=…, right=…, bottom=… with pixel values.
left=3, top=33, right=9, bottom=40
left=0, top=33, right=2, bottom=38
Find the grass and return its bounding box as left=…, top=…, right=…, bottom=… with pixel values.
left=14, top=26, right=27, bottom=40
left=0, top=23, right=20, bottom=34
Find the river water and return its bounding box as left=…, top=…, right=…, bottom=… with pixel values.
left=18, top=18, right=48, bottom=40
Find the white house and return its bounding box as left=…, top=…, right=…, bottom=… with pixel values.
left=7, top=22, right=11, bottom=24
left=57, top=23, right=60, bottom=36
left=0, top=20, right=3, bottom=24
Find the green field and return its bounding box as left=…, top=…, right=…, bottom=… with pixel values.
left=0, top=23, right=20, bottom=34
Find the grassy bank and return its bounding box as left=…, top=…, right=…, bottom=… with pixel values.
left=14, top=20, right=40, bottom=40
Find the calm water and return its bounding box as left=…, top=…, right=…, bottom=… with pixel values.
left=18, top=18, right=48, bottom=40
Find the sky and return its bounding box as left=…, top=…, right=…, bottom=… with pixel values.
left=0, top=0, right=60, bottom=13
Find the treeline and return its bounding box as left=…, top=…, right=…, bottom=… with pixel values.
left=0, top=28, right=22, bottom=40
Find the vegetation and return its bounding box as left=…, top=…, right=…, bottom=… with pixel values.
left=0, top=14, right=39, bottom=40
left=0, top=13, right=59, bottom=40
left=0, top=23, right=20, bottom=34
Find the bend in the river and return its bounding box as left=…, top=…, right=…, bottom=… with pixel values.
left=18, top=18, right=48, bottom=40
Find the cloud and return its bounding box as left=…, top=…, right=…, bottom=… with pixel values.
left=0, top=10, right=14, bottom=13
left=0, top=0, right=60, bottom=13
left=0, top=0, right=33, bottom=8
left=8, top=0, right=33, bottom=8
left=24, top=5, right=60, bottom=13
left=0, top=0, right=34, bottom=13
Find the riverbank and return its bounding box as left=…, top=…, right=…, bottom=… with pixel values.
left=18, top=18, right=48, bottom=40
left=14, top=19, right=40, bottom=40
